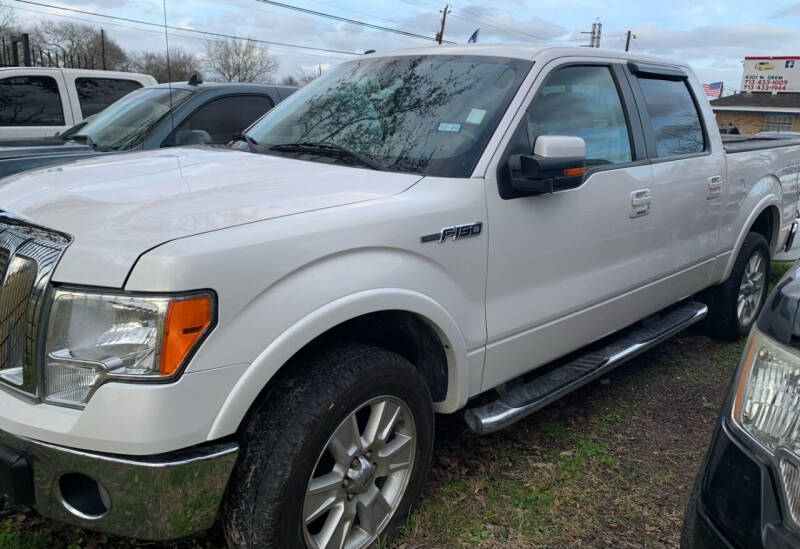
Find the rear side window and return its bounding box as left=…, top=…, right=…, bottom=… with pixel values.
left=75, top=78, right=143, bottom=117
left=165, top=95, right=274, bottom=146
left=0, top=75, right=64, bottom=126
left=527, top=65, right=633, bottom=166
left=637, top=78, right=705, bottom=157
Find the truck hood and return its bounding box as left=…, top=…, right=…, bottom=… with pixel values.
left=0, top=146, right=423, bottom=287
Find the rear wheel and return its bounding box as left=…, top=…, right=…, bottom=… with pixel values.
left=703, top=232, right=770, bottom=340
left=223, top=344, right=434, bottom=549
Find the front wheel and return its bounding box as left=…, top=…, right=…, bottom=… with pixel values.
left=223, top=344, right=434, bottom=549
left=703, top=232, right=770, bottom=340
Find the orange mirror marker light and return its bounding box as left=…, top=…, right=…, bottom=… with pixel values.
left=160, top=296, right=212, bottom=376
left=563, top=167, right=585, bottom=177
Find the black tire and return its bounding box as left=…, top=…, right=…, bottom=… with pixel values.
left=702, top=232, right=770, bottom=341
left=222, top=344, right=434, bottom=549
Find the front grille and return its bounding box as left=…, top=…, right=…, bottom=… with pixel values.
left=0, top=217, right=71, bottom=397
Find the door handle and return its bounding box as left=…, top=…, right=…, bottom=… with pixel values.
left=630, top=189, right=652, bottom=218
left=707, top=175, right=722, bottom=199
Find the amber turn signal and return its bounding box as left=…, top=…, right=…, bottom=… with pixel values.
left=160, top=296, right=212, bottom=376
left=563, top=166, right=585, bottom=177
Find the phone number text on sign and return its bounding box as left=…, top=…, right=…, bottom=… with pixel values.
left=743, top=78, right=789, bottom=91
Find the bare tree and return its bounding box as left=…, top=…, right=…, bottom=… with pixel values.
left=204, top=38, right=278, bottom=83
left=131, top=48, right=202, bottom=83
left=0, top=1, right=19, bottom=36
left=32, top=21, right=128, bottom=70
left=280, top=67, right=319, bottom=87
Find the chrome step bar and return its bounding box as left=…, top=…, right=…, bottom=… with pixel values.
left=464, top=301, right=708, bottom=435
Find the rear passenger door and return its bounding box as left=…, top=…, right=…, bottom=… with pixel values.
left=625, top=63, right=724, bottom=291
left=0, top=73, right=71, bottom=139
left=162, top=95, right=275, bottom=146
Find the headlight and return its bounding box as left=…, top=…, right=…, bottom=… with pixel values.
left=43, top=289, right=214, bottom=407
left=732, top=328, right=800, bottom=454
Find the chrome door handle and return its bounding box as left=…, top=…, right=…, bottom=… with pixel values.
left=707, top=175, right=722, bottom=199
left=630, top=189, right=652, bottom=218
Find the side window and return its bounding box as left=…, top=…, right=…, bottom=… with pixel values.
left=527, top=65, right=632, bottom=166
left=75, top=78, right=143, bottom=117
left=0, top=75, right=64, bottom=126
left=165, top=95, right=275, bottom=146
left=636, top=77, right=705, bottom=157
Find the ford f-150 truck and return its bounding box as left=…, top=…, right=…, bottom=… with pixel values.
left=0, top=45, right=797, bottom=549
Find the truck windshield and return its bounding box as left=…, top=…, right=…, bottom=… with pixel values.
left=246, top=55, right=532, bottom=177
left=71, top=87, right=192, bottom=150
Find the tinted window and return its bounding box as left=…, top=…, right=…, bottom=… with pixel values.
left=0, top=75, right=64, bottom=126
left=167, top=95, right=274, bottom=145
left=72, top=87, right=193, bottom=150
left=527, top=65, right=632, bottom=165
left=246, top=55, right=532, bottom=177
left=76, top=78, right=143, bottom=117
left=637, top=78, right=704, bottom=157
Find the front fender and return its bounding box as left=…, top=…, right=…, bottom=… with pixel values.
left=206, top=288, right=471, bottom=440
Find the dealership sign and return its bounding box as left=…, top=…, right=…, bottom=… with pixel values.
left=742, top=57, right=800, bottom=92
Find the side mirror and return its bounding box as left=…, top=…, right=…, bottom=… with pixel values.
left=175, top=130, right=213, bottom=146
left=510, top=135, right=586, bottom=195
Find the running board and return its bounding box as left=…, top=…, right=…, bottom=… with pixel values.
left=464, top=301, right=708, bottom=434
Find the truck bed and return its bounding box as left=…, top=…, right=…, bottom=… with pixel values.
left=722, top=134, right=800, bottom=153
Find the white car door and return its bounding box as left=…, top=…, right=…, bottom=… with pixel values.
left=482, top=59, right=664, bottom=390
left=0, top=69, right=72, bottom=139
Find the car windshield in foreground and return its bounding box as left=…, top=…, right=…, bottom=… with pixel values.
left=245, top=55, right=532, bottom=177
left=71, top=87, right=193, bottom=150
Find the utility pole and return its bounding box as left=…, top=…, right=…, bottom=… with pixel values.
left=580, top=18, right=602, bottom=48
left=100, top=28, right=106, bottom=70
left=435, top=4, right=450, bottom=45
left=591, top=19, right=602, bottom=48
left=625, top=30, right=632, bottom=52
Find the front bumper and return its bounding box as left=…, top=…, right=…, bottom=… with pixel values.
left=686, top=420, right=800, bottom=548
left=0, top=429, right=238, bottom=540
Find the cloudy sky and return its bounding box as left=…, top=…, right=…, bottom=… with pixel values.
left=6, top=0, right=800, bottom=90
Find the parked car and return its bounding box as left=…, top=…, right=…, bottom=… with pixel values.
left=682, top=261, right=800, bottom=548
left=0, top=67, right=157, bottom=139
left=0, top=45, right=797, bottom=548
left=0, top=79, right=296, bottom=179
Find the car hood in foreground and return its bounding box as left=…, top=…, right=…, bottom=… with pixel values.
left=0, top=146, right=423, bottom=287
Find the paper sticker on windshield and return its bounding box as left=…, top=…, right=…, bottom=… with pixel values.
left=437, top=122, right=462, bottom=133
left=466, top=108, right=487, bottom=125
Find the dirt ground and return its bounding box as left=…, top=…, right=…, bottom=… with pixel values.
left=0, top=327, right=743, bottom=549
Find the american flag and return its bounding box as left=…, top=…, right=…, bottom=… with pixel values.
left=702, top=81, right=723, bottom=98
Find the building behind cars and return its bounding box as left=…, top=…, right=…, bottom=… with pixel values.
left=711, top=56, right=800, bottom=134
left=0, top=67, right=157, bottom=139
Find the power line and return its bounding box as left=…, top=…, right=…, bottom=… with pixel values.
left=8, top=0, right=362, bottom=56
left=397, top=0, right=554, bottom=42
left=253, top=0, right=454, bottom=43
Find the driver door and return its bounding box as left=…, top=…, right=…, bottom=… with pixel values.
left=482, top=60, right=662, bottom=390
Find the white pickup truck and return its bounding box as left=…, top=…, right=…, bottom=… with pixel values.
left=0, top=45, right=797, bottom=548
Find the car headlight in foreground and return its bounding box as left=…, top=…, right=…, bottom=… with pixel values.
left=732, top=326, right=800, bottom=524
left=43, top=289, right=214, bottom=407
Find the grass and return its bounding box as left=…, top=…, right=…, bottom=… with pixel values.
left=770, top=260, right=794, bottom=292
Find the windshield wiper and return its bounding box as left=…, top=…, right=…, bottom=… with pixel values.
left=231, top=133, right=259, bottom=153
left=268, top=141, right=380, bottom=170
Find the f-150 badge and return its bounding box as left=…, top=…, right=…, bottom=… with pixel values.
left=421, top=222, right=483, bottom=243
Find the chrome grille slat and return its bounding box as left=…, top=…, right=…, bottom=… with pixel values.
left=0, top=218, right=71, bottom=398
